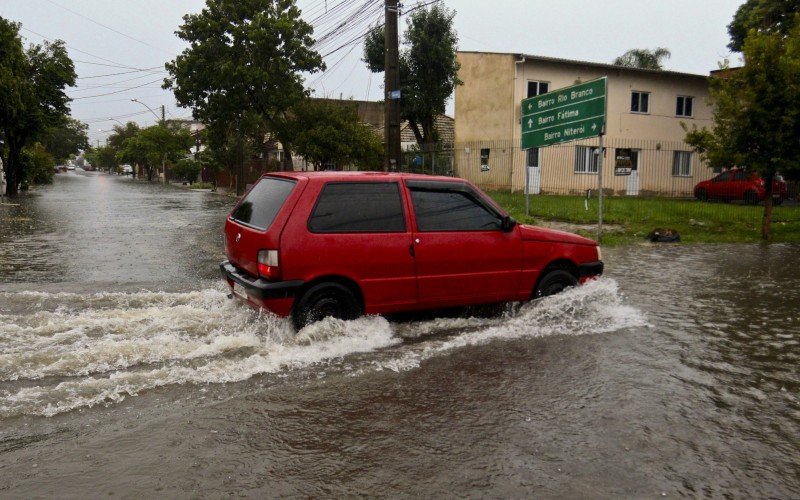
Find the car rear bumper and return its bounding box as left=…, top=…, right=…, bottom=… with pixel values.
left=220, top=261, right=304, bottom=300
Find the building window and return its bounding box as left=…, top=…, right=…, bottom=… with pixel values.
left=631, top=91, right=650, bottom=113
left=676, top=96, right=693, bottom=117
left=527, top=81, right=550, bottom=98
left=672, top=151, right=692, bottom=177
left=575, top=146, right=600, bottom=174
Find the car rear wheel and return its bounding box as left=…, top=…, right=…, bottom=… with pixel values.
left=744, top=191, right=759, bottom=205
left=292, top=282, right=361, bottom=330
left=695, top=188, right=708, bottom=202
left=534, top=270, right=578, bottom=299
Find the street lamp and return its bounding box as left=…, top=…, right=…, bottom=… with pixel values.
left=130, top=98, right=162, bottom=123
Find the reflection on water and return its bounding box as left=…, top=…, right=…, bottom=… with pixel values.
left=0, top=173, right=232, bottom=283
left=0, top=174, right=798, bottom=497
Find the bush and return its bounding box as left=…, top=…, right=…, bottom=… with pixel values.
left=22, top=143, right=55, bottom=185
left=170, top=158, right=202, bottom=183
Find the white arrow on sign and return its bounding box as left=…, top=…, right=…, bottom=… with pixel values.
left=592, top=123, right=597, bottom=131
left=528, top=103, right=532, bottom=111
left=528, top=118, right=533, bottom=128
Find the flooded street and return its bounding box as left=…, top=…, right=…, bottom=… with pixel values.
left=0, top=173, right=798, bottom=497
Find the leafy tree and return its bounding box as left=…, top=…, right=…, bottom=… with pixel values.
left=684, top=17, right=800, bottom=240
left=20, top=142, right=54, bottom=185
left=728, top=0, right=800, bottom=51
left=40, top=117, right=89, bottom=163
left=171, top=158, right=203, bottom=184
left=119, top=124, right=193, bottom=181
left=85, top=145, right=118, bottom=172
left=164, top=0, right=325, bottom=184
left=289, top=99, right=383, bottom=170
left=612, top=47, right=671, bottom=70
left=363, top=4, right=461, bottom=150
left=105, top=121, right=141, bottom=177
left=0, top=17, right=75, bottom=195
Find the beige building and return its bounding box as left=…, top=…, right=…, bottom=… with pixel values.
left=454, top=52, right=714, bottom=196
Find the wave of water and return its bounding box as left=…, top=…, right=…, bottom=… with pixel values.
left=0, top=279, right=646, bottom=418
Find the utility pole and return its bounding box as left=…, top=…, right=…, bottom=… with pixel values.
left=161, top=105, right=165, bottom=123
left=384, top=0, right=401, bottom=172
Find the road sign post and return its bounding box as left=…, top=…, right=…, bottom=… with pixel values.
left=521, top=77, right=607, bottom=240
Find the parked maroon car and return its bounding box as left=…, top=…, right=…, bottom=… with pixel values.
left=221, top=172, right=603, bottom=328
left=694, top=168, right=788, bottom=205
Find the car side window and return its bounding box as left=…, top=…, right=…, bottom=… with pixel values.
left=714, top=172, right=729, bottom=182
left=410, top=189, right=501, bottom=232
left=733, top=170, right=748, bottom=181
left=308, top=182, right=406, bottom=233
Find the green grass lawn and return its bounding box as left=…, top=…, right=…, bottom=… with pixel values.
left=486, top=191, right=800, bottom=245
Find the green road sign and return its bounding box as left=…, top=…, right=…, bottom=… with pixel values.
left=521, top=77, right=606, bottom=149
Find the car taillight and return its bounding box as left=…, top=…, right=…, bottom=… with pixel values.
left=257, top=249, right=280, bottom=280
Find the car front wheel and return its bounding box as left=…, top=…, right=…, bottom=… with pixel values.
left=534, top=270, right=578, bottom=299
left=695, top=188, right=708, bottom=202
left=744, top=191, right=759, bottom=205
left=292, top=282, right=361, bottom=330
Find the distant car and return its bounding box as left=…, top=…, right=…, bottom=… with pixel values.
left=694, top=169, right=788, bottom=205
left=221, top=171, right=604, bottom=329
left=121, top=164, right=133, bottom=174
left=67, top=165, right=75, bottom=171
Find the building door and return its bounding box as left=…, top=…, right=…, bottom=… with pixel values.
left=526, top=148, right=541, bottom=195
left=626, top=150, right=640, bottom=196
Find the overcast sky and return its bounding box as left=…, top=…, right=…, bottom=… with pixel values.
left=0, top=0, right=744, bottom=145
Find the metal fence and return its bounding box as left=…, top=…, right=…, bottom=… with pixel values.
left=394, top=139, right=799, bottom=233
left=412, top=138, right=716, bottom=197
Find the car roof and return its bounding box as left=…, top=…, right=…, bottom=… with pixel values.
left=264, top=171, right=462, bottom=183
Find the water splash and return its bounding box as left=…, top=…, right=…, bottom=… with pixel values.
left=0, top=279, right=646, bottom=417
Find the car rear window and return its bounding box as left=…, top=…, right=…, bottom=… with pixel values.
left=308, top=182, right=405, bottom=233
left=230, top=177, right=296, bottom=231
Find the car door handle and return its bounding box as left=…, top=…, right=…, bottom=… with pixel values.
left=409, top=244, right=415, bottom=257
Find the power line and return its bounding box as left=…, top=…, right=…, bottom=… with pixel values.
left=42, top=0, right=173, bottom=56
left=72, top=71, right=167, bottom=91
left=70, top=78, right=166, bottom=100
left=77, top=67, right=165, bottom=79
left=20, top=27, right=140, bottom=70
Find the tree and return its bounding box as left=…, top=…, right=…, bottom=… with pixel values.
left=85, top=145, right=118, bottom=172
left=40, top=117, right=89, bottom=164
left=0, top=17, right=75, bottom=195
left=684, top=18, right=800, bottom=240
left=118, top=124, right=193, bottom=181
left=363, top=4, right=461, bottom=150
left=612, top=47, right=671, bottom=70
left=20, top=142, right=54, bottom=185
left=171, top=158, right=203, bottom=184
left=728, top=0, right=800, bottom=51
left=289, top=99, right=383, bottom=170
left=164, top=0, right=325, bottom=183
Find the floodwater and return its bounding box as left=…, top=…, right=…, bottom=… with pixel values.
left=0, top=172, right=797, bottom=497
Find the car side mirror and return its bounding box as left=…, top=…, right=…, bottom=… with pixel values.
left=501, top=215, right=517, bottom=232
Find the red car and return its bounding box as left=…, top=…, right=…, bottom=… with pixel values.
left=221, top=172, right=603, bottom=328
left=694, top=169, right=788, bottom=205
